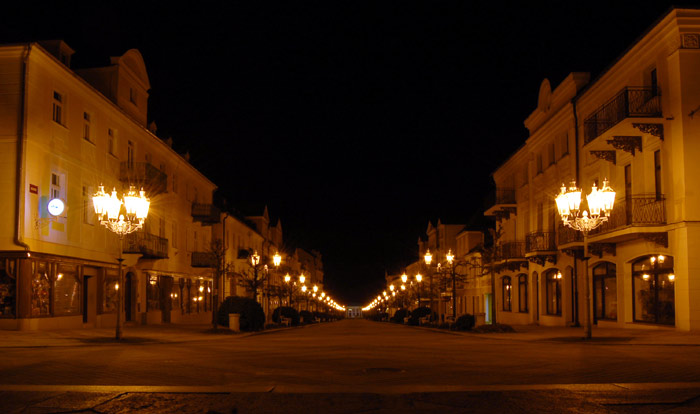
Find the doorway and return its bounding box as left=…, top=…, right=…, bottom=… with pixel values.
left=161, top=276, right=173, bottom=323
left=82, top=266, right=98, bottom=326
left=125, top=272, right=134, bottom=321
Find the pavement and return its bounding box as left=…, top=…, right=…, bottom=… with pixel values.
left=2, top=320, right=700, bottom=348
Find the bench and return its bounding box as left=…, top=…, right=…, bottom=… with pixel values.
left=444, top=315, right=456, bottom=323
left=419, top=316, right=430, bottom=325
left=280, top=317, right=291, bottom=327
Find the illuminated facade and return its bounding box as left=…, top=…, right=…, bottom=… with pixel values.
left=486, top=8, right=700, bottom=331
left=0, top=42, right=216, bottom=329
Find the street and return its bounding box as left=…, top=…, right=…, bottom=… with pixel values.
left=2, top=319, right=700, bottom=413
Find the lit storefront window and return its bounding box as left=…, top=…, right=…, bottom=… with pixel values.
left=518, top=274, right=528, bottom=313
left=31, top=262, right=51, bottom=316
left=147, top=275, right=160, bottom=311
left=633, top=255, right=675, bottom=325
left=0, top=259, right=17, bottom=317
left=502, top=276, right=512, bottom=311
left=54, top=264, right=80, bottom=315
left=103, top=270, right=119, bottom=313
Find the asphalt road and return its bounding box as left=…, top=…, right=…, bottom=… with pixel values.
left=2, top=319, right=700, bottom=413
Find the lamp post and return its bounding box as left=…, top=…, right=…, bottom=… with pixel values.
left=424, top=250, right=433, bottom=317
left=556, top=179, right=615, bottom=339
left=92, top=185, right=150, bottom=340
left=416, top=273, right=422, bottom=308
left=268, top=252, right=281, bottom=320
left=446, top=249, right=458, bottom=321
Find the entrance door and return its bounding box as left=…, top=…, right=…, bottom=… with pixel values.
left=82, top=266, right=98, bottom=326
left=161, top=276, right=173, bottom=323
left=125, top=272, right=133, bottom=321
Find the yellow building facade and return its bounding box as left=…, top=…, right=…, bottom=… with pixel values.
left=0, top=42, right=216, bottom=330
left=487, top=8, right=700, bottom=331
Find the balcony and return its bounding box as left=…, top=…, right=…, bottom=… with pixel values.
left=525, top=231, right=557, bottom=265
left=123, top=232, right=168, bottom=259
left=498, top=241, right=526, bottom=260
left=191, top=203, right=221, bottom=225
left=191, top=251, right=217, bottom=268
left=484, top=188, right=517, bottom=218
left=583, top=87, right=661, bottom=145
left=119, top=162, right=168, bottom=196
left=557, top=224, right=583, bottom=246
left=589, top=195, right=666, bottom=237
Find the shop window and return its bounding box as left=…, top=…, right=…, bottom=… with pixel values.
left=0, top=259, right=17, bottom=317
left=518, top=274, right=528, bottom=313
left=633, top=255, right=675, bottom=325
left=171, top=279, right=180, bottom=311
left=54, top=264, right=80, bottom=315
left=103, top=270, right=118, bottom=313
left=31, top=262, right=51, bottom=316
left=147, top=275, right=160, bottom=311
left=593, top=262, right=617, bottom=321
left=545, top=269, right=562, bottom=315
left=502, top=276, right=512, bottom=311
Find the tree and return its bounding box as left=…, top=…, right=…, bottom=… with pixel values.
left=236, top=249, right=268, bottom=304
left=471, top=223, right=503, bottom=325
left=209, top=238, right=233, bottom=330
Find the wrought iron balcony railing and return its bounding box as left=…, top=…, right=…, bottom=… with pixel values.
left=119, top=162, right=168, bottom=196
left=583, top=87, right=661, bottom=144
left=123, top=232, right=169, bottom=259
left=589, top=195, right=666, bottom=236
left=525, top=231, right=556, bottom=253
left=557, top=224, right=584, bottom=245
left=191, top=203, right=221, bottom=225
left=191, top=251, right=217, bottom=268
left=497, top=241, right=526, bottom=260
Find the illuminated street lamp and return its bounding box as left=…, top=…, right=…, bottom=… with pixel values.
left=424, top=250, right=434, bottom=316
left=273, top=252, right=282, bottom=267
left=415, top=273, right=423, bottom=308
left=556, top=179, right=615, bottom=339
left=93, top=185, right=150, bottom=340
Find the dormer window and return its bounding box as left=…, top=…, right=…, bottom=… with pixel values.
left=129, top=88, right=137, bottom=106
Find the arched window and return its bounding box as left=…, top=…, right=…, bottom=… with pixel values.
left=502, top=276, right=512, bottom=311
left=633, top=255, right=674, bottom=325
left=545, top=269, right=562, bottom=315
left=518, top=274, right=528, bottom=313
left=593, top=262, right=617, bottom=321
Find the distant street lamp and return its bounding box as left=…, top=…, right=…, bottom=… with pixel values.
left=556, top=179, right=615, bottom=339
left=415, top=274, right=422, bottom=308
left=92, top=185, right=150, bottom=340
left=424, top=250, right=434, bottom=317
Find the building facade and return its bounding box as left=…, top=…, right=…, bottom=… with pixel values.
left=0, top=42, right=216, bottom=330
left=486, top=8, right=700, bottom=331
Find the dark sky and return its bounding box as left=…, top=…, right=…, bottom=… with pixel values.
left=4, top=1, right=694, bottom=305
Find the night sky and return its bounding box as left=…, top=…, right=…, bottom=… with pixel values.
left=4, top=1, right=695, bottom=305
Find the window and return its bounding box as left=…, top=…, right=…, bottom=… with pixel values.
left=0, top=259, right=17, bottom=317
left=518, top=274, right=528, bottom=312
left=52, top=91, right=64, bottom=125
left=560, top=133, right=569, bottom=157
left=107, top=128, right=116, bottom=155
left=654, top=150, right=662, bottom=201
left=103, top=270, right=118, bottom=313
left=172, top=174, right=178, bottom=193
left=548, top=143, right=555, bottom=166
left=536, top=153, right=543, bottom=174
left=31, top=261, right=51, bottom=316
left=50, top=172, right=62, bottom=200
left=545, top=269, right=562, bottom=315
left=129, top=88, right=137, bottom=105
left=147, top=275, right=160, bottom=311
left=502, top=276, right=512, bottom=311
left=633, top=255, right=675, bottom=325
left=172, top=222, right=178, bottom=248
left=521, top=165, right=529, bottom=187
left=127, top=141, right=135, bottom=169
left=593, top=262, right=617, bottom=321
left=54, top=264, right=80, bottom=315
left=83, top=112, right=92, bottom=142
left=650, top=68, right=658, bottom=97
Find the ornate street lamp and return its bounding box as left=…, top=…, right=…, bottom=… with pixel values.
left=415, top=273, right=422, bottom=308
left=556, top=179, right=615, bottom=339
left=424, top=250, right=434, bottom=316
left=93, top=185, right=150, bottom=340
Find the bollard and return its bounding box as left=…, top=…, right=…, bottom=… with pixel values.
left=229, top=313, right=240, bottom=332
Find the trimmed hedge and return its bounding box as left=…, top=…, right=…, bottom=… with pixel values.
left=299, top=310, right=314, bottom=324
left=408, top=306, right=432, bottom=325
left=216, top=296, right=266, bottom=331
left=454, top=314, right=476, bottom=331
left=390, top=308, right=410, bottom=324
left=272, top=306, right=300, bottom=326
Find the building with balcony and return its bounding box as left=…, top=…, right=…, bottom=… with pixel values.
left=0, top=42, right=216, bottom=330
left=485, top=7, right=700, bottom=331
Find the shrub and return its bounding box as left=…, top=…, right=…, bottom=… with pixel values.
left=454, top=314, right=476, bottom=331
left=272, top=306, right=300, bottom=326
left=390, top=308, right=410, bottom=324
left=299, top=310, right=314, bottom=324
left=216, top=296, right=266, bottom=331
left=408, top=306, right=432, bottom=325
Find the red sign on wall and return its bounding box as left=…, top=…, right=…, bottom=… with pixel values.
left=29, top=184, right=38, bottom=194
